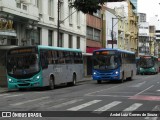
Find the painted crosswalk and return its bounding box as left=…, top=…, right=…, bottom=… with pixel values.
left=0, top=96, right=158, bottom=120
left=94, top=101, right=122, bottom=113
left=67, top=100, right=101, bottom=111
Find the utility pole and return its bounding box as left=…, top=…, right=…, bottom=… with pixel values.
left=57, top=0, right=60, bottom=47
left=112, top=18, right=114, bottom=49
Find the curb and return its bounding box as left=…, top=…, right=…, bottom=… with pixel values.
left=0, top=87, right=8, bottom=93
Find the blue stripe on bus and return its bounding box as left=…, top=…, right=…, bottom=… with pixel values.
left=93, top=48, right=135, bottom=54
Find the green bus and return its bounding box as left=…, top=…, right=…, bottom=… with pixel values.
left=138, top=55, right=159, bottom=75
left=0, top=45, right=17, bottom=87
left=6, top=45, right=84, bottom=90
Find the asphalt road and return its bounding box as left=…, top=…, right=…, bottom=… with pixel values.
left=0, top=74, right=160, bottom=120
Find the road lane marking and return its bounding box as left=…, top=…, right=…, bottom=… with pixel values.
left=4, top=94, right=23, bottom=98
left=157, top=90, right=160, bottom=92
left=123, top=103, right=142, bottom=111
left=85, top=84, right=124, bottom=96
left=129, top=81, right=146, bottom=87
left=134, top=85, right=154, bottom=96
left=0, top=94, right=10, bottom=97
left=67, top=100, right=101, bottom=111
left=145, top=105, right=160, bottom=120
left=94, top=101, right=121, bottom=113
left=87, top=94, right=131, bottom=98
left=48, top=99, right=83, bottom=109
left=10, top=96, right=49, bottom=106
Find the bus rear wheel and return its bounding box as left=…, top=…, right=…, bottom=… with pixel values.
left=97, top=80, right=102, bottom=84
left=48, top=77, right=55, bottom=90
left=72, top=74, right=77, bottom=86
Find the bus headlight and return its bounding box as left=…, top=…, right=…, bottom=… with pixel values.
left=8, top=78, right=13, bottom=83
left=115, top=71, right=119, bottom=75
left=93, top=72, right=97, bottom=75
left=37, top=75, right=40, bottom=79
left=152, top=68, right=155, bottom=70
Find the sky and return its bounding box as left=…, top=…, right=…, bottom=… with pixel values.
left=138, top=0, right=160, bottom=22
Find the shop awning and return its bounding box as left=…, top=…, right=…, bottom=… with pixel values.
left=0, top=30, right=16, bottom=36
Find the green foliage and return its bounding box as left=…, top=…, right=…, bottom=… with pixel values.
left=70, top=0, right=105, bottom=14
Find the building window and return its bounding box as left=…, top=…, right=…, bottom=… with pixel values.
left=29, top=27, right=41, bottom=45
left=58, top=32, right=63, bottom=47
left=48, top=0, right=54, bottom=17
left=87, top=27, right=93, bottom=40
left=94, top=29, right=100, bottom=41
left=77, top=11, right=80, bottom=26
left=37, top=0, right=42, bottom=13
left=48, top=30, right=53, bottom=46
left=59, top=1, right=64, bottom=21
left=69, top=6, right=73, bottom=25
left=77, top=36, right=80, bottom=49
left=68, top=35, right=73, bottom=48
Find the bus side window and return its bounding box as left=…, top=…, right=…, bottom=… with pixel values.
left=40, top=52, right=48, bottom=69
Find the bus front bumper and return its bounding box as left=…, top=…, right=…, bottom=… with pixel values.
left=8, top=81, right=42, bottom=90
left=92, top=75, right=120, bottom=81
left=7, top=76, right=43, bottom=90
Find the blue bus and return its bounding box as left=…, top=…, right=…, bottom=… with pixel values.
left=92, top=48, right=136, bottom=83
left=6, top=45, right=84, bottom=90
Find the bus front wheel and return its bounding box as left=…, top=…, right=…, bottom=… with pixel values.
left=97, top=80, right=102, bottom=84
left=120, top=73, right=124, bottom=83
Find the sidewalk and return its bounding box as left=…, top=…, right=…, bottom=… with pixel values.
left=0, top=76, right=92, bottom=93
left=0, top=87, right=8, bottom=93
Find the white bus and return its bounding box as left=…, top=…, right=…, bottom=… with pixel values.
left=6, top=45, right=84, bottom=90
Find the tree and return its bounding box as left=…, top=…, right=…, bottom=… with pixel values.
left=70, top=0, right=125, bottom=14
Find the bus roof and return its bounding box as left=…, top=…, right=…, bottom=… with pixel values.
left=9, top=45, right=82, bottom=52
left=93, top=48, right=135, bottom=54
left=38, top=45, right=82, bottom=52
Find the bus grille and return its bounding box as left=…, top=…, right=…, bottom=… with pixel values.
left=18, top=83, right=30, bottom=86
left=100, top=73, right=112, bottom=76
left=17, top=80, right=31, bottom=82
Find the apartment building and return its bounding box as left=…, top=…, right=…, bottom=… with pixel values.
left=0, top=0, right=86, bottom=53
left=106, top=0, right=138, bottom=53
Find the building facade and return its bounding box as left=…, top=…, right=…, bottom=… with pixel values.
left=149, top=26, right=156, bottom=56
left=106, top=0, right=138, bottom=53
left=84, top=11, right=102, bottom=76
left=105, top=8, right=118, bottom=49
left=0, top=0, right=86, bottom=52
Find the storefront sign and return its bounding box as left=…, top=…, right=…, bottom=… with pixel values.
left=0, top=18, right=13, bottom=30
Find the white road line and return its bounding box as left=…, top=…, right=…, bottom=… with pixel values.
left=4, top=94, right=24, bottom=98
left=0, top=94, right=10, bottom=97
left=48, top=99, right=83, bottom=109
left=10, top=96, right=49, bottom=106
left=130, top=81, right=146, bottom=87
left=157, top=90, right=160, bottom=92
left=87, top=94, right=131, bottom=98
left=85, top=84, right=124, bottom=96
left=134, top=85, right=154, bottom=96
left=123, top=103, right=142, bottom=111
left=145, top=105, right=160, bottom=120
left=94, top=101, right=122, bottom=113
left=67, top=100, right=101, bottom=111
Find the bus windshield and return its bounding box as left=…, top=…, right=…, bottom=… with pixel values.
left=7, top=53, right=40, bottom=78
left=139, top=57, right=154, bottom=68
left=93, top=55, right=120, bottom=70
